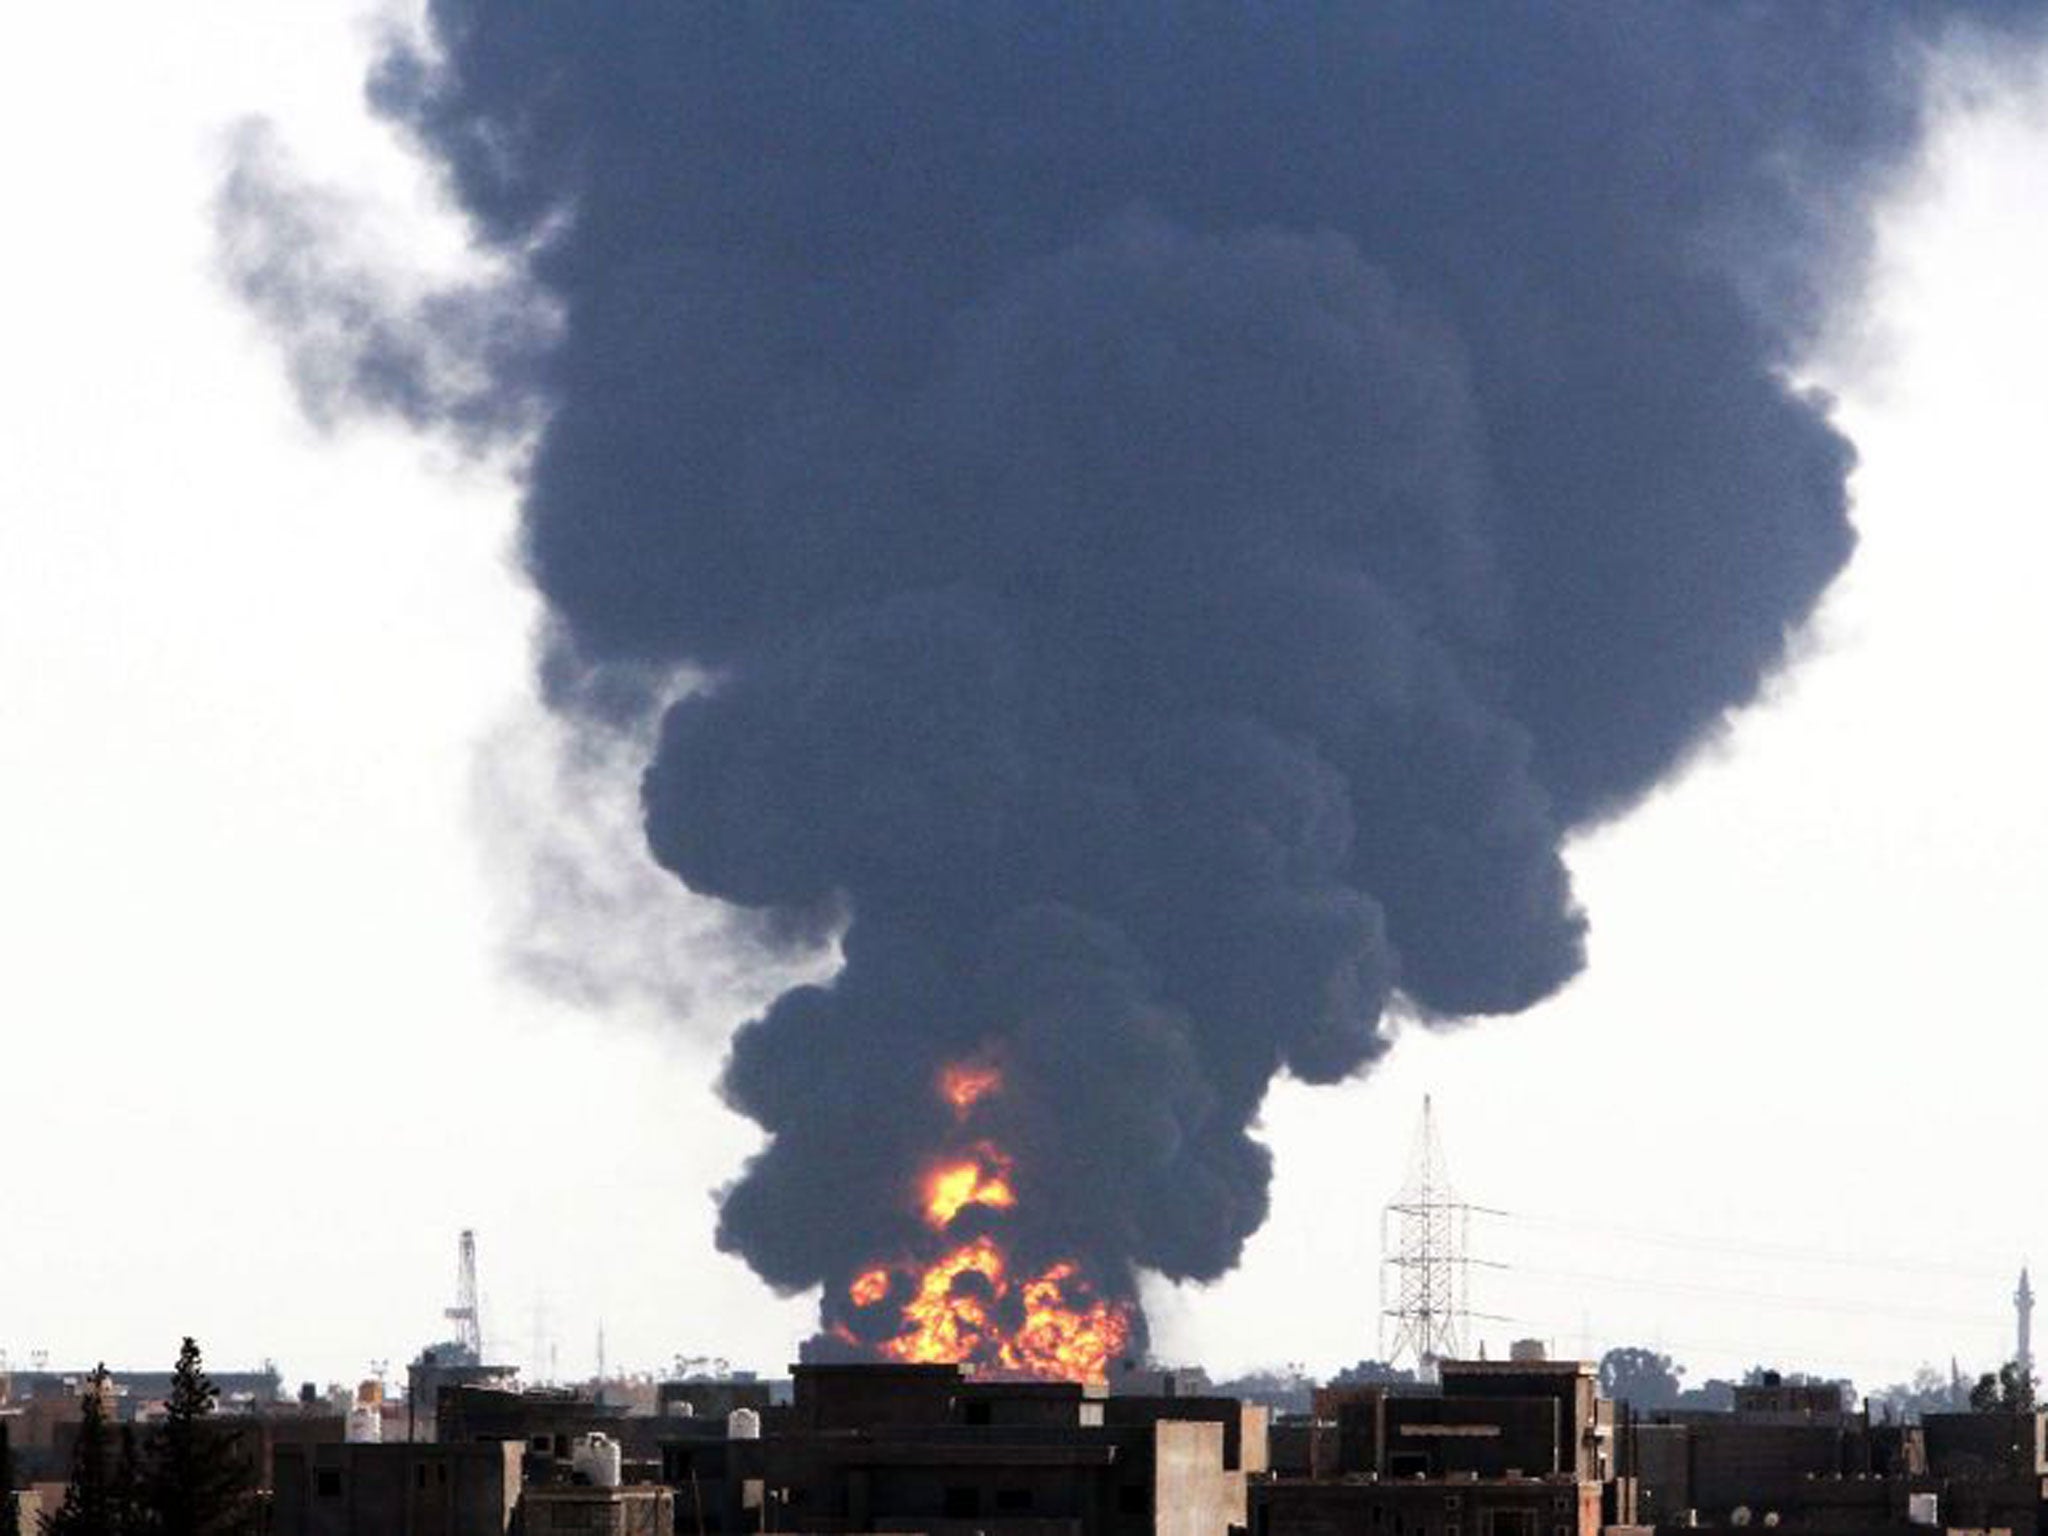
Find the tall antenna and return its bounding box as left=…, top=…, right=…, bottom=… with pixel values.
left=445, top=1228, right=483, bottom=1362
left=2017, top=1266, right=2034, bottom=1380
left=1379, top=1096, right=1502, bottom=1375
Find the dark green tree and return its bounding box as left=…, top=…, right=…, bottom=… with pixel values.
left=140, top=1339, right=257, bottom=1536
left=111, top=1429, right=145, bottom=1536
left=1599, top=1347, right=1684, bottom=1410
left=1970, top=1360, right=2035, bottom=1412
left=41, top=1367, right=116, bottom=1536
left=1327, top=1359, right=1418, bottom=1387
left=2, top=1418, right=19, bottom=1536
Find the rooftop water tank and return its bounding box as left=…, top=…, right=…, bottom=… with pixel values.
left=345, top=1406, right=382, bottom=1444
left=728, top=1407, right=762, bottom=1440
left=571, top=1432, right=622, bottom=1489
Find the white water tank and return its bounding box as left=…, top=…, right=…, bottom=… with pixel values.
left=1908, top=1494, right=1940, bottom=1527
left=571, top=1432, right=622, bottom=1488
left=345, top=1406, right=382, bottom=1444
left=728, top=1407, right=762, bottom=1440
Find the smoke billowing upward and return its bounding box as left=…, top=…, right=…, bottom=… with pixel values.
left=231, top=5, right=2037, bottom=1369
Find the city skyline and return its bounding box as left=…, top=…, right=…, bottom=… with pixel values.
left=2, top=6, right=2046, bottom=1397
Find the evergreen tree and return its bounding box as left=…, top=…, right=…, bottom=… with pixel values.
left=110, top=1429, right=145, bottom=1536
left=140, top=1339, right=257, bottom=1536
left=2, top=1418, right=19, bottom=1536
left=1972, top=1359, right=2039, bottom=1412
left=42, top=1366, right=116, bottom=1536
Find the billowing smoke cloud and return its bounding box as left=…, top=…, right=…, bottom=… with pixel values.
left=232, top=5, right=2036, bottom=1357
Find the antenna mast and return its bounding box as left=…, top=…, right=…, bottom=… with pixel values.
left=1380, top=1096, right=1499, bottom=1376
left=446, top=1229, right=483, bottom=1362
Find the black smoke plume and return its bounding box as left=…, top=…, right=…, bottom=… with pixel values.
left=236, top=5, right=2036, bottom=1359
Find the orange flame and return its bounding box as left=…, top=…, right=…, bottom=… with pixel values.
left=871, top=1236, right=1131, bottom=1381
left=937, top=1059, right=1002, bottom=1118
left=922, top=1145, right=1016, bottom=1227
left=850, top=1069, right=1131, bottom=1382
left=1005, top=1261, right=1131, bottom=1382
left=880, top=1236, right=1007, bottom=1364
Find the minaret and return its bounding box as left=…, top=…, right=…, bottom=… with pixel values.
left=2017, top=1267, right=2035, bottom=1377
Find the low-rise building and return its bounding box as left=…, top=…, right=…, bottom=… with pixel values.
left=521, top=1483, right=675, bottom=1536
left=271, top=1440, right=523, bottom=1536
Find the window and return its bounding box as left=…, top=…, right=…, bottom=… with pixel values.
left=944, top=1486, right=981, bottom=1519
left=315, top=1470, right=343, bottom=1499
left=1119, top=1484, right=1150, bottom=1516
left=997, top=1489, right=1033, bottom=1513
left=965, top=1401, right=993, bottom=1426
left=416, top=1465, right=428, bottom=1491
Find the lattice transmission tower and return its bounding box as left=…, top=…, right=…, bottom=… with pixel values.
left=1379, top=1096, right=1503, bottom=1375
left=445, top=1228, right=484, bottom=1363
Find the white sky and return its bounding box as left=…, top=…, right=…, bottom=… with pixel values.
left=2, top=8, right=2044, bottom=1399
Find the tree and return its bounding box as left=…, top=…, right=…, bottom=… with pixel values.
left=1598, top=1347, right=1684, bottom=1410
left=1970, top=1359, right=2035, bottom=1413
left=1210, top=1366, right=1315, bottom=1415
left=1327, top=1359, right=1418, bottom=1388
left=140, top=1339, right=258, bottom=1536
left=1869, top=1364, right=1964, bottom=1423
left=42, top=1367, right=116, bottom=1536
left=2, top=1418, right=19, bottom=1536
left=110, top=1430, right=145, bottom=1536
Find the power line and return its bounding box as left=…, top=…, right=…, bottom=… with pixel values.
left=1474, top=1208, right=2006, bottom=1284
left=1501, top=1261, right=2004, bottom=1329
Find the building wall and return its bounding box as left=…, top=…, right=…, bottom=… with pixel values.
left=1385, top=1398, right=1562, bottom=1479
left=1924, top=1416, right=2048, bottom=1481
left=1437, top=1364, right=1601, bottom=1482
left=272, top=1441, right=521, bottom=1536
left=1253, top=1475, right=1602, bottom=1536
left=1630, top=1424, right=1691, bottom=1523
left=523, top=1485, right=676, bottom=1536
left=1687, top=1423, right=1851, bottom=1517
left=1154, top=1421, right=1242, bottom=1536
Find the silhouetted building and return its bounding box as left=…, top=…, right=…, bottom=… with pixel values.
left=1252, top=1359, right=1623, bottom=1536
left=272, top=1440, right=523, bottom=1536
left=660, top=1362, right=1257, bottom=1536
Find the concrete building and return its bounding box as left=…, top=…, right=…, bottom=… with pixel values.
left=272, top=1440, right=523, bottom=1536
left=660, top=1362, right=1258, bottom=1536
left=1255, top=1473, right=1605, bottom=1536
left=1922, top=1414, right=2047, bottom=1482
left=1251, top=1358, right=1621, bottom=1536
left=405, top=1346, right=518, bottom=1444
left=521, top=1483, right=675, bottom=1536
left=0, top=1366, right=286, bottom=1410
